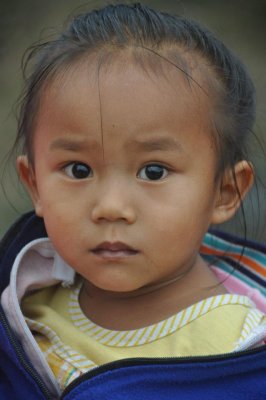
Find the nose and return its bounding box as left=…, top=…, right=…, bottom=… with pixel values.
left=91, top=179, right=137, bottom=224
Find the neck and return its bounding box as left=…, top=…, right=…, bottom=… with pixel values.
left=79, top=256, right=227, bottom=330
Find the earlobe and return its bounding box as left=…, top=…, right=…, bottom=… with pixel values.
left=211, top=161, right=254, bottom=225
left=16, top=156, right=43, bottom=217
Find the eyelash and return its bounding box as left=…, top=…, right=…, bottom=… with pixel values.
left=62, top=162, right=169, bottom=181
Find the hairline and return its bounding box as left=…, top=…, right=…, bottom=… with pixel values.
left=25, top=44, right=225, bottom=180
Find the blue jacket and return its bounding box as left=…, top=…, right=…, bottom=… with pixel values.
left=0, top=212, right=265, bottom=399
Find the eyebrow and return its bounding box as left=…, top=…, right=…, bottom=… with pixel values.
left=128, top=137, right=183, bottom=152
left=49, top=137, right=99, bottom=152
left=49, top=136, right=183, bottom=153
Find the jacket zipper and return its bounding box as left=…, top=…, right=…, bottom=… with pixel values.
left=61, top=344, right=266, bottom=398
left=1, top=302, right=265, bottom=398
left=0, top=306, right=55, bottom=400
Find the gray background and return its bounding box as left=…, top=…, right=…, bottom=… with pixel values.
left=1, top=0, right=266, bottom=240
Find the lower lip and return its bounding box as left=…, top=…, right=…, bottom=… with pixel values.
left=92, top=249, right=138, bottom=259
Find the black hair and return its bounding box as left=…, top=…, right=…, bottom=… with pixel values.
left=15, top=2, right=256, bottom=178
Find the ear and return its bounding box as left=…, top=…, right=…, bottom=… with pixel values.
left=16, top=155, right=43, bottom=217
left=211, top=160, right=254, bottom=225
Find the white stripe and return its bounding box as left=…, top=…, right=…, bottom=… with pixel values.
left=212, top=295, right=223, bottom=307
left=137, top=325, right=158, bottom=345
left=123, top=328, right=146, bottom=347
left=115, top=329, right=139, bottom=346
left=70, top=314, right=87, bottom=321
left=68, top=308, right=81, bottom=314
left=78, top=323, right=95, bottom=332
left=180, top=307, right=194, bottom=327
left=93, top=328, right=112, bottom=340
left=105, top=330, right=130, bottom=346
left=201, top=297, right=213, bottom=313
left=170, top=312, right=184, bottom=332
left=192, top=299, right=207, bottom=319
left=151, top=317, right=169, bottom=341
left=75, top=359, right=96, bottom=368
left=159, top=317, right=173, bottom=336
left=69, top=301, right=79, bottom=307
left=99, top=330, right=119, bottom=344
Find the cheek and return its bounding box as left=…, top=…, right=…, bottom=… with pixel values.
left=148, top=189, right=215, bottom=242
left=40, top=200, right=84, bottom=250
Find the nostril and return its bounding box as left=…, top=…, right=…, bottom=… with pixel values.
left=91, top=202, right=136, bottom=224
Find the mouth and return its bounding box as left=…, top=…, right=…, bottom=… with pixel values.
left=91, top=241, right=139, bottom=259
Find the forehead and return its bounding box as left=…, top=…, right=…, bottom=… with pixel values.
left=35, top=54, right=213, bottom=150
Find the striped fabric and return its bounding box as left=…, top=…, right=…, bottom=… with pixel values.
left=201, top=231, right=266, bottom=297
left=25, top=288, right=265, bottom=389
left=239, top=308, right=264, bottom=343
left=69, top=286, right=253, bottom=347
left=28, top=320, right=97, bottom=389
left=23, top=230, right=266, bottom=390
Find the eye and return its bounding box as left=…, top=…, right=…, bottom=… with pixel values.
left=138, top=164, right=169, bottom=181
left=63, top=162, right=93, bottom=179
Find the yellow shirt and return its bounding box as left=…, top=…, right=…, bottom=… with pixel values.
left=22, top=279, right=265, bottom=390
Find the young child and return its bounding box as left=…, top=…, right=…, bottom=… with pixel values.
left=0, top=3, right=265, bottom=399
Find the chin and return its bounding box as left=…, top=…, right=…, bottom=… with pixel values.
left=89, top=278, right=143, bottom=295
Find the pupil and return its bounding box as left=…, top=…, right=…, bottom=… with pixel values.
left=146, top=165, right=164, bottom=180
left=73, top=164, right=90, bottom=179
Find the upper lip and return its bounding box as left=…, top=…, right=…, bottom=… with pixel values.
left=92, top=241, right=138, bottom=252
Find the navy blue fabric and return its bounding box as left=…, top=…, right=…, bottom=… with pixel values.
left=63, top=352, right=266, bottom=400
left=0, top=213, right=51, bottom=399
left=0, top=305, right=49, bottom=400
left=0, top=212, right=266, bottom=399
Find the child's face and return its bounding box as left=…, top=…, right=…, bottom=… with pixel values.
left=20, top=60, right=224, bottom=293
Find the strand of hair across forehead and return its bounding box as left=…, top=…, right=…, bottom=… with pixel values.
left=93, top=42, right=209, bottom=161
left=92, top=44, right=210, bottom=288
left=97, top=55, right=105, bottom=161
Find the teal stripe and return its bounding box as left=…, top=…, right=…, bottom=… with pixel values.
left=203, top=234, right=266, bottom=268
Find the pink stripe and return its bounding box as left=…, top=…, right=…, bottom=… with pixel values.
left=212, top=267, right=266, bottom=314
